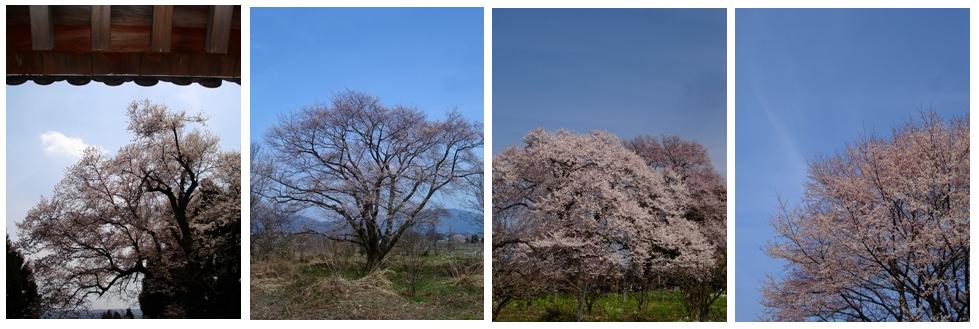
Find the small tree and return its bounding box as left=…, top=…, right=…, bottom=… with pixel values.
left=398, top=220, right=434, bottom=298
left=7, top=236, right=42, bottom=318
left=261, top=91, right=482, bottom=272
left=763, top=113, right=969, bottom=321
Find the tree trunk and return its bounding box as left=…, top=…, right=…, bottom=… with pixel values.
left=364, top=246, right=386, bottom=273
left=699, top=296, right=709, bottom=321
left=637, top=287, right=646, bottom=313
left=576, top=281, right=590, bottom=322
left=492, top=296, right=514, bottom=321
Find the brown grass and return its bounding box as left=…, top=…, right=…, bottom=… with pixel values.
left=250, top=246, right=484, bottom=320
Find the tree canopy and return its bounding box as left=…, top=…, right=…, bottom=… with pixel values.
left=492, top=129, right=718, bottom=321
left=763, top=113, right=969, bottom=321
left=625, top=134, right=727, bottom=321
left=257, top=90, right=483, bottom=272
left=16, top=100, right=240, bottom=318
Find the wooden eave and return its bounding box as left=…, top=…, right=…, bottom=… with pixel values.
left=6, top=5, right=241, bottom=88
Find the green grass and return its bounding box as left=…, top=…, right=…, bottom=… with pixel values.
left=496, top=290, right=726, bottom=322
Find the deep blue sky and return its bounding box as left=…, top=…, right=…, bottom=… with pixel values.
left=493, top=9, right=727, bottom=175
left=251, top=7, right=483, bottom=135
left=735, top=9, right=969, bottom=321
left=251, top=7, right=483, bottom=209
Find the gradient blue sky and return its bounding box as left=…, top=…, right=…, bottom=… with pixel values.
left=735, top=9, right=969, bottom=321
left=493, top=9, right=726, bottom=174
left=6, top=82, right=240, bottom=308
left=251, top=7, right=483, bottom=210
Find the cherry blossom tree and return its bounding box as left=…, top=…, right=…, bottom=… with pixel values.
left=260, top=90, right=482, bottom=272
left=625, top=135, right=727, bottom=321
left=492, top=129, right=714, bottom=321
left=17, top=100, right=240, bottom=318
left=763, top=113, right=969, bottom=322
left=491, top=145, right=547, bottom=320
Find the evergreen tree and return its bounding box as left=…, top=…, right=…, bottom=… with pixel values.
left=6, top=236, right=41, bottom=318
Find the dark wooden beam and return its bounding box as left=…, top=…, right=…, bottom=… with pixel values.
left=29, top=5, right=54, bottom=50
left=8, top=51, right=240, bottom=79
left=205, top=5, right=233, bottom=54
left=91, top=5, right=111, bottom=51
left=151, top=5, right=174, bottom=52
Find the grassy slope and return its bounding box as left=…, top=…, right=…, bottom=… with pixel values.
left=251, top=244, right=483, bottom=320
left=495, top=290, right=726, bottom=322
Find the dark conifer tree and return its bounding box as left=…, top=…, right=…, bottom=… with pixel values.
left=6, top=236, right=41, bottom=319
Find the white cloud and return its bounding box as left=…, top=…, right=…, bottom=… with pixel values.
left=39, top=131, right=91, bottom=158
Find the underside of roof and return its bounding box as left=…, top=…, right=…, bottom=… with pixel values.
left=6, top=5, right=241, bottom=88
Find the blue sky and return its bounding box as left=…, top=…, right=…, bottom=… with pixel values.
left=735, top=9, right=969, bottom=321
left=251, top=7, right=483, bottom=209
left=6, top=82, right=240, bottom=308
left=493, top=9, right=726, bottom=175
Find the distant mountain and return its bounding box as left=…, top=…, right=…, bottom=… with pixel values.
left=255, top=208, right=483, bottom=236
left=435, top=209, right=483, bottom=235
left=250, top=213, right=338, bottom=234
left=280, top=214, right=338, bottom=233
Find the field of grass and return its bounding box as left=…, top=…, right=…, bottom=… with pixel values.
left=495, top=290, right=726, bottom=322
left=251, top=243, right=483, bottom=320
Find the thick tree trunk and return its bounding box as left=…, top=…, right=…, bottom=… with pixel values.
left=360, top=229, right=393, bottom=273
left=364, top=248, right=386, bottom=273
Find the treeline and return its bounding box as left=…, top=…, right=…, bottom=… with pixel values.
left=99, top=309, right=137, bottom=319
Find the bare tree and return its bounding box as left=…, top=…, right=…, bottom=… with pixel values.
left=463, top=172, right=485, bottom=214
left=250, top=143, right=298, bottom=257
left=763, top=113, right=969, bottom=321
left=17, top=100, right=240, bottom=318
left=261, top=91, right=483, bottom=272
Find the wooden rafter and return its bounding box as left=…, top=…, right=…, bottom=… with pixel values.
left=91, top=5, right=112, bottom=51
left=29, top=5, right=53, bottom=50
left=8, top=5, right=240, bottom=87
left=151, top=5, right=174, bottom=52
left=206, top=5, right=233, bottom=54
